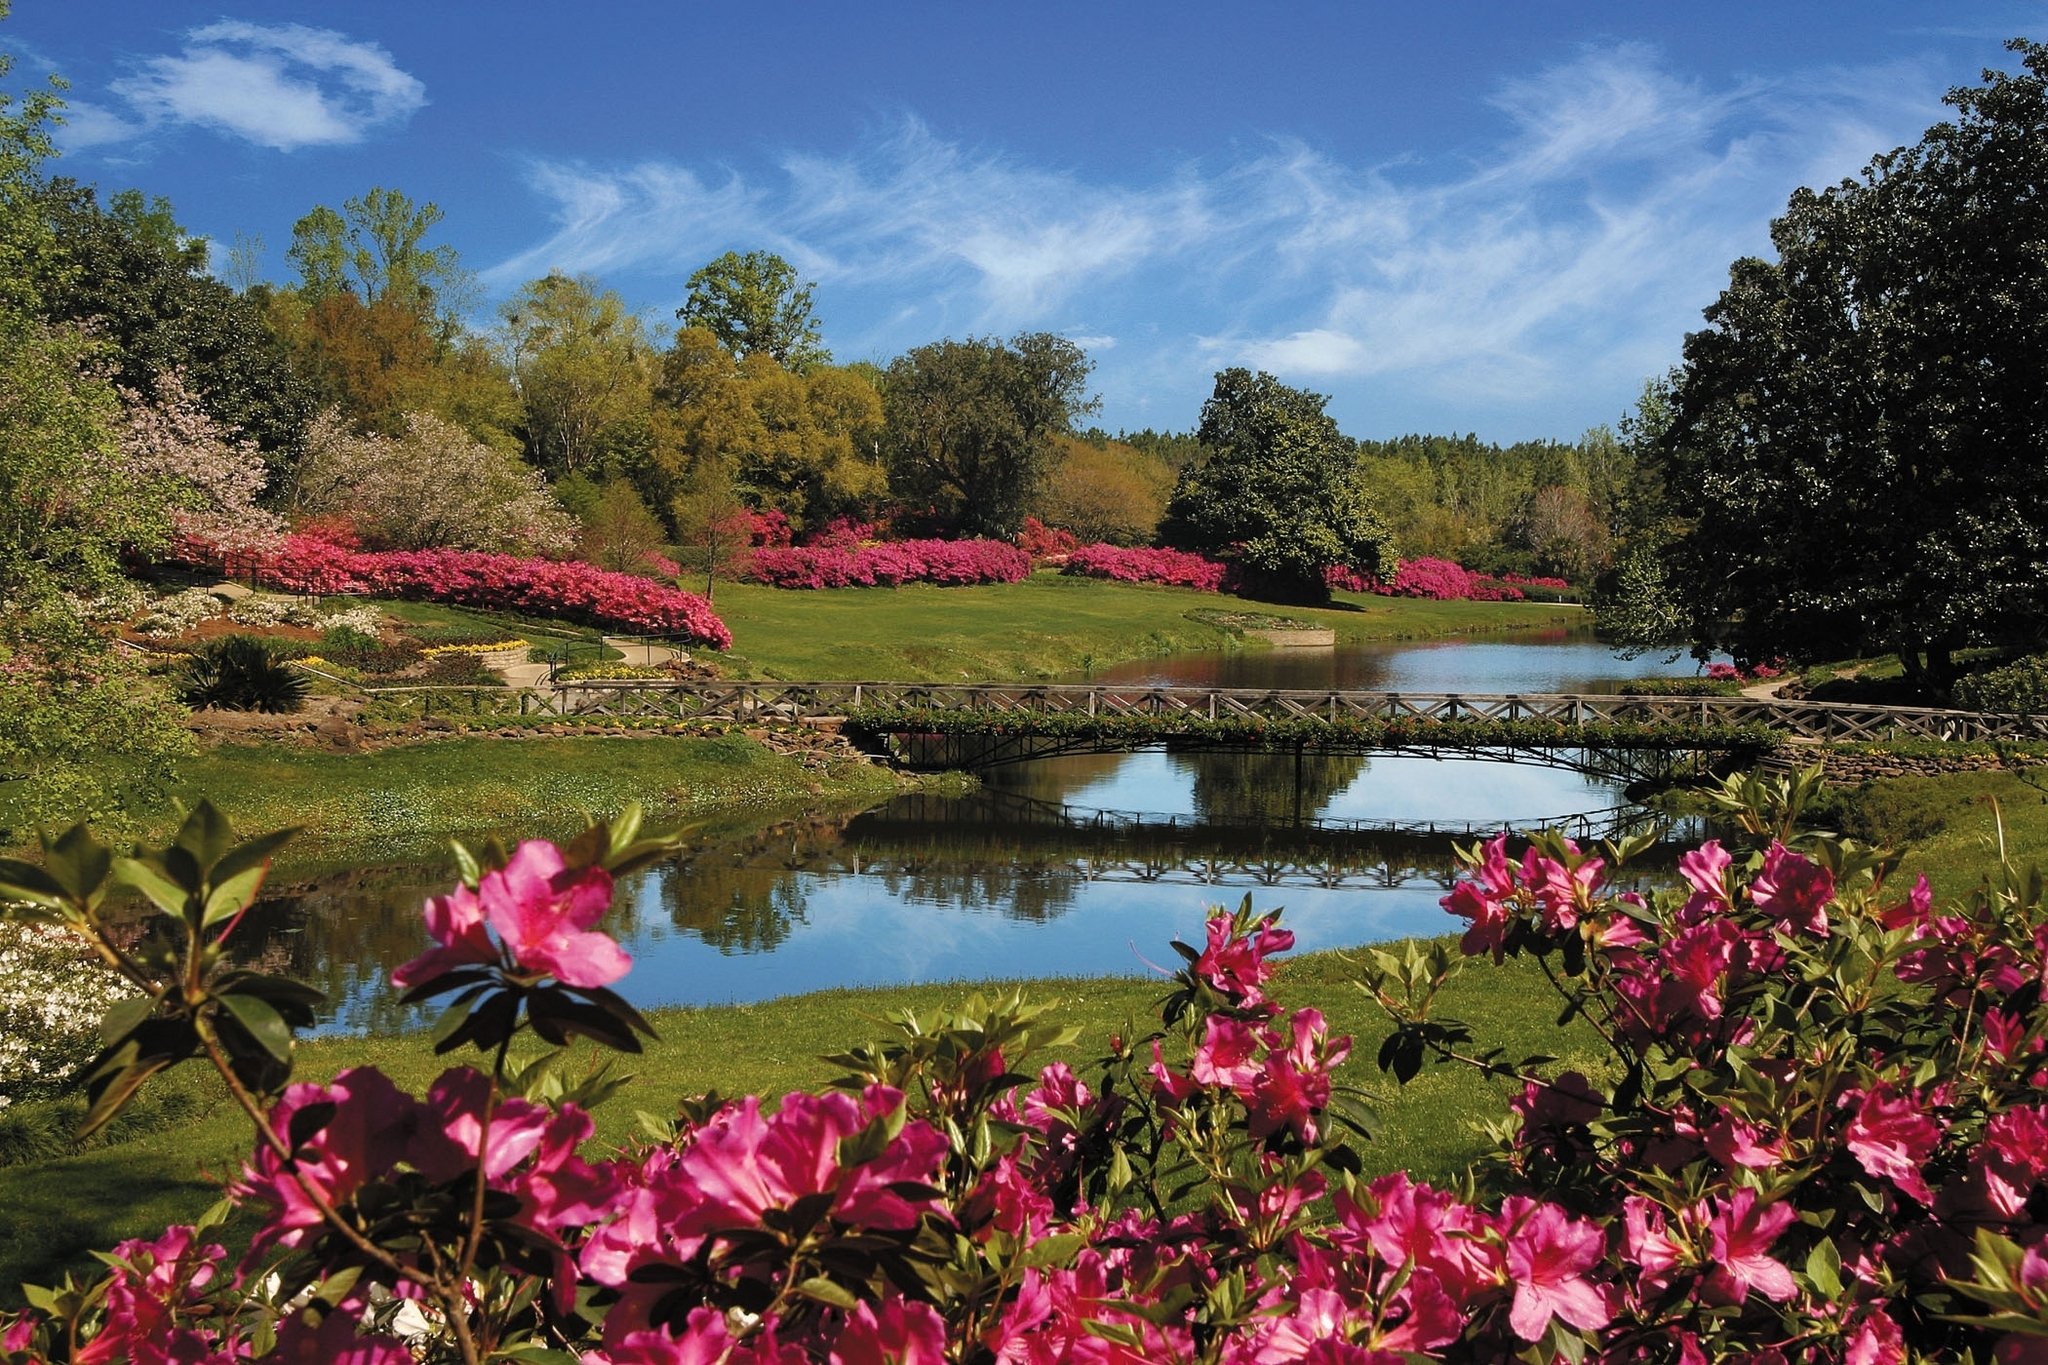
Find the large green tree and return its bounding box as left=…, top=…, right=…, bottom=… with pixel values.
left=501, top=271, right=655, bottom=478
left=678, top=250, right=829, bottom=373
left=882, top=333, right=1095, bottom=538
left=1162, top=368, right=1392, bottom=600
left=32, top=180, right=311, bottom=474
left=1660, top=40, right=2048, bottom=688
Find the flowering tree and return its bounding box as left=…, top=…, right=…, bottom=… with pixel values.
left=117, top=371, right=282, bottom=555
left=3, top=770, right=2048, bottom=1361
left=292, top=409, right=578, bottom=557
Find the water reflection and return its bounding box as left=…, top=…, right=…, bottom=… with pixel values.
left=246, top=631, right=1708, bottom=1033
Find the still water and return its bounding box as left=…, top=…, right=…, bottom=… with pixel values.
left=248, top=627, right=1710, bottom=1033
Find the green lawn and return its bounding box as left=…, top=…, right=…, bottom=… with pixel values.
left=0, top=942, right=1586, bottom=1303
left=706, top=573, right=1582, bottom=681
left=153, top=734, right=908, bottom=869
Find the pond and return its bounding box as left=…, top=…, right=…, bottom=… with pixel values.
left=246, top=625, right=1714, bottom=1033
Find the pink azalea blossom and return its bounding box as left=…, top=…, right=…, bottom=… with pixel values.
left=1702, top=1188, right=1797, bottom=1303
left=1501, top=1196, right=1613, bottom=1340
left=1749, top=841, right=1834, bottom=936
left=1844, top=1085, right=1941, bottom=1204
left=393, top=840, right=626, bottom=989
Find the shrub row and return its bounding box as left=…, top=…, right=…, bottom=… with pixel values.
left=1058, top=544, right=1570, bottom=601
left=167, top=534, right=732, bottom=649
left=1061, top=543, right=1232, bottom=590
left=747, top=538, right=1030, bottom=589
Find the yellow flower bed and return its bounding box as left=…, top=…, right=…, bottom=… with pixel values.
left=420, top=639, right=530, bottom=659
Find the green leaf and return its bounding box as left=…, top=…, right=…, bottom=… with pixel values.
left=115, top=856, right=193, bottom=918
left=450, top=839, right=482, bottom=888
left=174, top=800, right=236, bottom=869
left=217, top=991, right=293, bottom=1066
left=99, top=995, right=153, bottom=1046
left=207, top=827, right=298, bottom=890
left=42, top=824, right=112, bottom=902
left=792, top=1276, right=860, bottom=1310
left=201, top=862, right=269, bottom=930
left=0, top=855, right=69, bottom=908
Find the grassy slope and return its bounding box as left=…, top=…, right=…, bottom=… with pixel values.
left=708, top=574, right=1581, bottom=681
left=0, top=944, right=1586, bottom=1300
left=156, top=734, right=906, bottom=868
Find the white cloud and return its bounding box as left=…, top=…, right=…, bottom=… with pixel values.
left=98, top=22, right=423, bottom=152
left=52, top=98, right=148, bottom=152
left=489, top=43, right=1950, bottom=432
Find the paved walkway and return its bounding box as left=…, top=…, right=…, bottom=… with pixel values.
left=489, top=635, right=689, bottom=689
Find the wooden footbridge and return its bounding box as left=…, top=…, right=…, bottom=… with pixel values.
left=368, top=678, right=2045, bottom=772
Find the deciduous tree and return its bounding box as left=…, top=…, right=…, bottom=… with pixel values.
left=678, top=250, right=828, bottom=372
left=883, top=333, right=1096, bottom=539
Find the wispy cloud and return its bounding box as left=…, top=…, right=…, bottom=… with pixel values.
left=490, top=43, right=1949, bottom=432
left=66, top=22, right=423, bottom=153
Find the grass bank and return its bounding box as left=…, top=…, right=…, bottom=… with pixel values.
left=0, top=943, right=1590, bottom=1302
left=1821, top=765, right=2048, bottom=900
left=146, top=733, right=909, bottom=868
left=707, top=574, right=1582, bottom=681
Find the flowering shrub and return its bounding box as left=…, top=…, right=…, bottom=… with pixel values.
left=418, top=638, right=530, bottom=659
left=5, top=770, right=2047, bottom=1362
left=133, top=587, right=224, bottom=638
left=748, top=538, right=1030, bottom=589
left=1014, top=516, right=1079, bottom=560
left=1705, top=660, right=1784, bottom=682
left=1062, top=542, right=1232, bottom=590
left=167, top=534, right=733, bottom=649
left=1325, top=559, right=1574, bottom=601
left=746, top=508, right=794, bottom=548
left=0, top=922, right=130, bottom=1107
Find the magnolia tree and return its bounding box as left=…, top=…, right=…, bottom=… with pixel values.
left=1, top=771, right=2046, bottom=1363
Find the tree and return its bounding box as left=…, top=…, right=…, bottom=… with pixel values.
left=32, top=180, right=312, bottom=475
left=1030, top=434, right=1173, bottom=545
left=1161, top=368, right=1393, bottom=600
left=679, top=250, right=828, bottom=372
left=650, top=326, right=885, bottom=533
left=576, top=478, right=667, bottom=574
left=287, top=187, right=472, bottom=328
left=293, top=409, right=576, bottom=556
left=883, top=333, right=1096, bottom=538
left=502, top=272, right=655, bottom=478
left=670, top=452, right=755, bottom=602
left=1659, top=40, right=2048, bottom=688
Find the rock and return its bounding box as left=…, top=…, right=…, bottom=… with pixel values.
left=315, top=714, right=365, bottom=752
left=208, top=582, right=254, bottom=603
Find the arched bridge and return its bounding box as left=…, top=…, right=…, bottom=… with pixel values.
left=376, top=679, right=2045, bottom=773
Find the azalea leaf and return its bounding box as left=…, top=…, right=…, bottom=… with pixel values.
left=115, top=857, right=191, bottom=919
left=217, top=992, right=293, bottom=1066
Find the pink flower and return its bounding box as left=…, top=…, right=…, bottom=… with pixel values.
left=830, top=1297, right=948, bottom=1365
left=394, top=840, right=626, bottom=989
left=1749, top=841, right=1833, bottom=936
left=1702, top=1188, right=1797, bottom=1303
left=1191, top=1017, right=1263, bottom=1091
left=1844, top=1085, right=1941, bottom=1204
left=1844, top=1307, right=1906, bottom=1365
left=1677, top=840, right=1733, bottom=921
left=1502, top=1197, right=1612, bottom=1340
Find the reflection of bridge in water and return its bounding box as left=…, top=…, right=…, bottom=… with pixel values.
left=824, top=791, right=1693, bottom=894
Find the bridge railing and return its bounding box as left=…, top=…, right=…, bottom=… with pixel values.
left=350, top=679, right=2047, bottom=744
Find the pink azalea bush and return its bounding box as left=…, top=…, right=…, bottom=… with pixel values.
left=748, top=538, right=1029, bottom=589
left=1061, top=543, right=1232, bottom=590
left=168, top=531, right=732, bottom=649
left=1325, top=557, right=1566, bottom=601
left=5, top=767, right=2048, bottom=1362
left=1013, top=516, right=1079, bottom=561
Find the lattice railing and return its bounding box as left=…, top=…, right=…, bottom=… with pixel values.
left=356, top=680, right=2048, bottom=744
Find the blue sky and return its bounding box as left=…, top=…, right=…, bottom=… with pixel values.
left=6, top=1, right=2040, bottom=441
